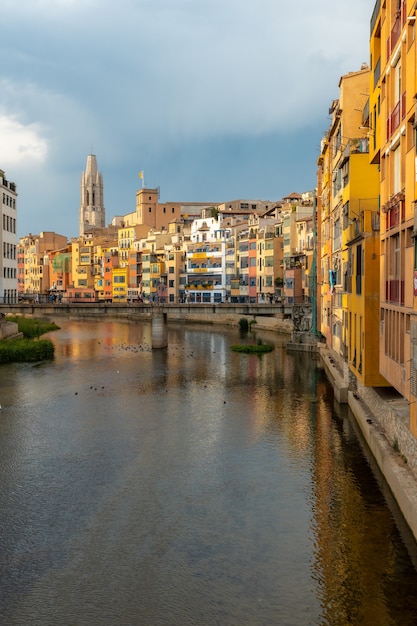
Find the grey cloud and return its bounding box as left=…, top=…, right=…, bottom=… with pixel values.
left=1, top=0, right=375, bottom=236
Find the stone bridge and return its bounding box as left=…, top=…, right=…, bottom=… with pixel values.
left=0, top=301, right=314, bottom=348
left=0, top=301, right=293, bottom=318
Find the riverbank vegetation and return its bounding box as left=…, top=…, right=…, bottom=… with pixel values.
left=238, top=317, right=257, bottom=333
left=6, top=316, right=60, bottom=338
left=0, top=316, right=59, bottom=364
left=231, top=339, right=274, bottom=354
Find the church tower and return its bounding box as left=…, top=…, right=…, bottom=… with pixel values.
left=79, top=154, right=105, bottom=236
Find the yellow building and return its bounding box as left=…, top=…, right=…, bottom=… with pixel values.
left=370, top=0, right=417, bottom=430
left=317, top=134, right=332, bottom=346
left=71, top=239, right=95, bottom=291
left=318, top=67, right=376, bottom=367
left=118, top=224, right=149, bottom=269
left=163, top=245, right=186, bottom=303
left=343, top=143, right=387, bottom=386
left=112, top=266, right=128, bottom=302
left=93, top=241, right=118, bottom=301
left=257, top=228, right=283, bottom=301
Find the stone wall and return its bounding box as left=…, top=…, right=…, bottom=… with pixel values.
left=356, top=382, right=417, bottom=478
left=0, top=319, right=20, bottom=340
left=319, top=345, right=417, bottom=479
left=161, top=310, right=293, bottom=334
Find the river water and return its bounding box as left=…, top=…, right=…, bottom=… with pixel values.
left=1, top=318, right=417, bottom=626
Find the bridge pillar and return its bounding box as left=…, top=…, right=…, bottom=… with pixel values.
left=151, top=306, right=168, bottom=349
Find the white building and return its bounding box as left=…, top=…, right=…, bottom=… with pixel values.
left=0, top=169, right=18, bottom=303
left=185, top=217, right=231, bottom=303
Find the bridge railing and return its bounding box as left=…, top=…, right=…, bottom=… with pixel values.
left=0, top=295, right=311, bottom=307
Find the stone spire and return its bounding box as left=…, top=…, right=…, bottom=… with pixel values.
left=79, top=154, right=105, bottom=236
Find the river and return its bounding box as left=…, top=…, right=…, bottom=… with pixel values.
left=0, top=318, right=417, bottom=626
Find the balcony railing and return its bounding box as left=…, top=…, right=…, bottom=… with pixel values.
left=385, top=197, right=405, bottom=229
left=386, top=96, right=404, bottom=138
left=387, top=12, right=401, bottom=58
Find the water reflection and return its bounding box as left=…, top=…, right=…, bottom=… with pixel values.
left=0, top=319, right=416, bottom=625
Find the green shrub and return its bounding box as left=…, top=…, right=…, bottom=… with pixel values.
left=0, top=338, right=55, bottom=363
left=230, top=343, right=274, bottom=354
left=6, top=316, right=60, bottom=338
left=239, top=317, right=249, bottom=332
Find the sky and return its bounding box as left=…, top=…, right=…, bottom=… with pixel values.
left=1, top=0, right=376, bottom=239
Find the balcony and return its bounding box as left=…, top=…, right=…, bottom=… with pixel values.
left=346, top=220, right=362, bottom=242
left=386, top=92, right=406, bottom=138
left=387, top=12, right=401, bottom=58
left=188, top=266, right=222, bottom=274
left=384, top=194, right=405, bottom=229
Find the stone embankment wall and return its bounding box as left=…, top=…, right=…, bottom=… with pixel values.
left=166, top=310, right=293, bottom=334
left=319, top=345, right=417, bottom=542
left=0, top=318, right=21, bottom=340
left=356, top=382, right=417, bottom=477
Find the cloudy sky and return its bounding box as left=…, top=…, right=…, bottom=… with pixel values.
left=1, top=0, right=375, bottom=239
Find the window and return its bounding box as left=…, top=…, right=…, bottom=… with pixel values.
left=333, top=218, right=342, bottom=250
left=356, top=244, right=363, bottom=296
left=342, top=159, right=349, bottom=187
left=393, top=145, right=401, bottom=194
left=332, top=169, right=342, bottom=196
left=394, top=61, right=401, bottom=104
left=394, top=234, right=400, bottom=279
left=414, top=237, right=417, bottom=270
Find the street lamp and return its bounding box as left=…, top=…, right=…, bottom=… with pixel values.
left=359, top=125, right=375, bottom=135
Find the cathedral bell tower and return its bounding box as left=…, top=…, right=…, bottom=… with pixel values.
left=79, top=154, right=105, bottom=236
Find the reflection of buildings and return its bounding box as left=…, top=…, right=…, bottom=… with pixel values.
left=250, top=347, right=411, bottom=622
left=311, top=399, right=403, bottom=624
